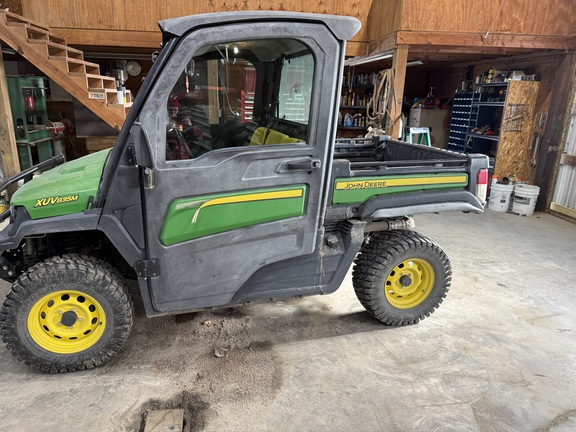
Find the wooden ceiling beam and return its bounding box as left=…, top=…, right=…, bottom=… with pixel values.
left=368, top=33, right=397, bottom=56
left=408, top=46, right=533, bottom=55
left=345, top=41, right=368, bottom=57
left=368, top=30, right=576, bottom=62
left=397, top=31, right=576, bottom=51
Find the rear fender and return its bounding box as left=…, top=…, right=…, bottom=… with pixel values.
left=359, top=190, right=484, bottom=219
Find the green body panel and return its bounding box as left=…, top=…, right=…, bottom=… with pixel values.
left=332, top=173, right=469, bottom=205
left=10, top=149, right=111, bottom=219
left=160, top=186, right=307, bottom=246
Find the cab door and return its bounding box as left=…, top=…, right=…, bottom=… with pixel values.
left=137, top=20, right=345, bottom=313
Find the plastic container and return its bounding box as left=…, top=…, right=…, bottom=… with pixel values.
left=488, top=183, right=514, bottom=212
left=344, top=113, right=353, bottom=127
left=512, top=184, right=540, bottom=216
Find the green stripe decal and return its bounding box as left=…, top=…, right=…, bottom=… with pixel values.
left=160, top=186, right=307, bottom=245
left=332, top=173, right=468, bottom=204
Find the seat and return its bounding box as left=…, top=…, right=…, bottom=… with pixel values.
left=249, top=127, right=302, bottom=146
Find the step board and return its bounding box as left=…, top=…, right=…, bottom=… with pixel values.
left=66, top=58, right=101, bottom=76
left=106, top=102, right=132, bottom=118
left=83, top=136, right=118, bottom=154
left=89, top=88, right=132, bottom=104
left=46, top=41, right=84, bottom=61
left=107, top=102, right=133, bottom=108
left=26, top=26, right=66, bottom=45
left=72, top=74, right=117, bottom=91
left=0, top=8, right=50, bottom=31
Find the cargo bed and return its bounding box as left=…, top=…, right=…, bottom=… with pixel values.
left=328, top=136, right=488, bottom=219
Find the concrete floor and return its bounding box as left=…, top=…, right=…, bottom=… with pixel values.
left=1, top=209, right=576, bottom=431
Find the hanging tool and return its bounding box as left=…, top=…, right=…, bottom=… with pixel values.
left=366, top=69, right=395, bottom=131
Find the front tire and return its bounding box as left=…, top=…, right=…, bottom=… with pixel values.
left=0, top=254, right=134, bottom=373
left=353, top=230, right=451, bottom=325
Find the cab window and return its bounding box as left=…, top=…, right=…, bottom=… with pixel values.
left=165, top=38, right=314, bottom=161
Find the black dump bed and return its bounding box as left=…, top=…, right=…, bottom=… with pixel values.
left=334, top=136, right=470, bottom=171
left=327, top=136, right=488, bottom=220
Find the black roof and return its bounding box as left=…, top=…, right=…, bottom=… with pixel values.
left=159, top=11, right=361, bottom=42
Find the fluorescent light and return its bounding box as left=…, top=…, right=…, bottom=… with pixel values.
left=407, top=61, right=423, bottom=66
left=344, top=53, right=393, bottom=67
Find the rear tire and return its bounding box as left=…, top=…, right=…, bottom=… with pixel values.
left=353, top=230, right=451, bottom=325
left=0, top=254, right=134, bottom=373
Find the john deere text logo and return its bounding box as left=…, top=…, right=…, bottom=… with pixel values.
left=34, top=195, right=80, bottom=207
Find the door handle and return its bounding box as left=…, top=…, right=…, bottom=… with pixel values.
left=143, top=167, right=155, bottom=189
left=282, top=159, right=321, bottom=173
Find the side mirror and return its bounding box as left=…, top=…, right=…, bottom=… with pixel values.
left=130, top=122, right=154, bottom=168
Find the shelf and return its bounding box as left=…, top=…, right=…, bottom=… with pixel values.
left=473, top=101, right=505, bottom=107
left=340, top=105, right=367, bottom=109
left=468, top=132, right=500, bottom=141
left=337, top=126, right=366, bottom=130
left=475, top=82, right=508, bottom=87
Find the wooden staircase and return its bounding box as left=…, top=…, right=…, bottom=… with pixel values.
left=0, top=9, right=132, bottom=130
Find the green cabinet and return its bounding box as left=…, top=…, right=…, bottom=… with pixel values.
left=7, top=76, right=53, bottom=170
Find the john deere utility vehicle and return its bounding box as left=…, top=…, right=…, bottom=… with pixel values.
left=0, top=12, right=488, bottom=372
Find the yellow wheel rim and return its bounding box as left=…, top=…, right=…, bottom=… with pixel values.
left=384, top=258, right=435, bottom=309
left=27, top=290, right=106, bottom=354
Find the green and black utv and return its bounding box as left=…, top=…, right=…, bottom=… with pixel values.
left=0, top=12, right=488, bottom=372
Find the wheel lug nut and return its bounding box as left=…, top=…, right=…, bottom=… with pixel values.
left=69, top=326, right=74, bottom=330
left=58, top=310, right=63, bottom=315
left=57, top=321, right=62, bottom=325
left=77, top=317, right=83, bottom=322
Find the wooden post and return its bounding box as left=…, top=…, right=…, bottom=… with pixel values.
left=387, top=44, right=408, bottom=139
left=0, top=52, right=20, bottom=197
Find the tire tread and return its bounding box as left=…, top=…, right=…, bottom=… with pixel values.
left=0, top=254, right=134, bottom=373
left=352, top=230, right=452, bottom=326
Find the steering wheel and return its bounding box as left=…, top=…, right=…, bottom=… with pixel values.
left=167, top=126, right=212, bottom=159
left=182, top=128, right=212, bottom=157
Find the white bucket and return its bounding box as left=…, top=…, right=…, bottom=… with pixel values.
left=512, top=184, right=540, bottom=216
left=488, top=183, right=514, bottom=212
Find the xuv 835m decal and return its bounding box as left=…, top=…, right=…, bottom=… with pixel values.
left=332, top=174, right=468, bottom=204
left=160, top=186, right=307, bottom=245
left=34, top=195, right=80, bottom=207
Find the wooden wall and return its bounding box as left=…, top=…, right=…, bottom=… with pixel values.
left=21, top=0, right=375, bottom=55
left=366, top=0, right=402, bottom=42
left=399, top=0, right=574, bottom=36
left=363, top=0, right=576, bottom=48
left=19, top=0, right=576, bottom=56
left=23, top=0, right=373, bottom=33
